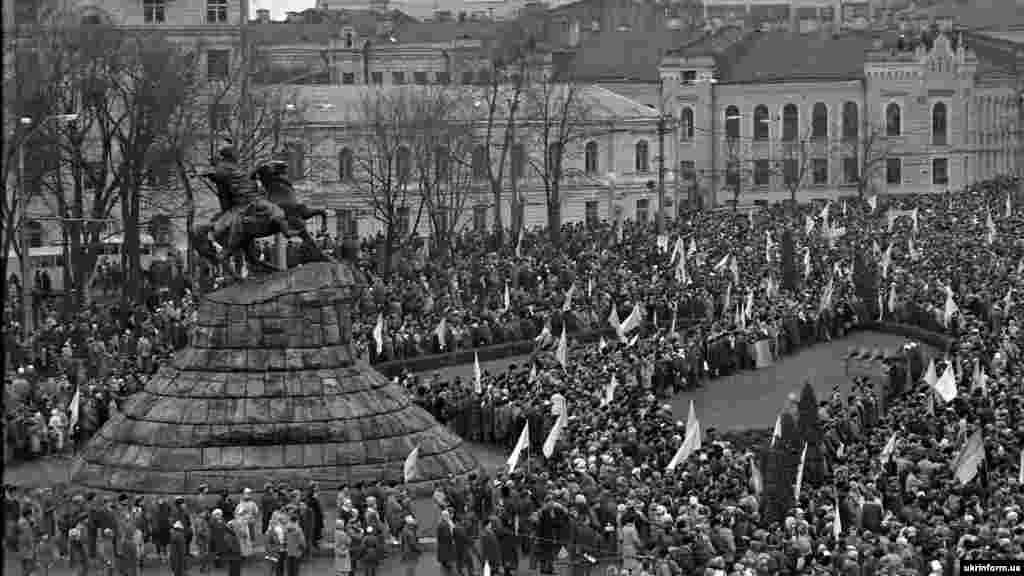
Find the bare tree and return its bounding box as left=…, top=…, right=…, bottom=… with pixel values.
left=774, top=128, right=816, bottom=206
left=520, top=75, right=596, bottom=243
left=475, top=27, right=536, bottom=245
left=849, top=123, right=891, bottom=198
left=405, top=87, right=477, bottom=261
left=349, top=88, right=427, bottom=278
left=722, top=136, right=746, bottom=209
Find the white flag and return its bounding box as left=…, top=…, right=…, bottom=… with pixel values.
left=667, top=401, right=701, bottom=471
left=626, top=333, right=639, bottom=348
left=373, top=313, right=385, bottom=354
left=483, top=562, right=492, bottom=576
left=562, top=284, right=575, bottom=312
left=474, top=352, right=483, bottom=394
left=1018, top=449, right=1023, bottom=485
left=670, top=238, right=684, bottom=264
left=688, top=238, right=697, bottom=257
left=887, top=283, right=897, bottom=316
left=971, top=359, right=988, bottom=396
left=833, top=497, right=843, bottom=540
left=507, top=423, right=530, bottom=472
left=794, top=442, right=808, bottom=500
left=599, top=336, right=608, bottom=351
left=656, top=234, right=669, bottom=252
left=943, top=288, right=958, bottom=328
left=542, top=412, right=567, bottom=459
left=803, top=248, right=812, bottom=278
left=607, top=303, right=620, bottom=330
left=881, top=244, right=893, bottom=279
left=986, top=211, right=997, bottom=245
left=515, top=234, right=523, bottom=258
left=435, top=317, right=447, bottom=351
left=555, top=325, right=568, bottom=369
left=403, top=445, right=420, bottom=483
left=619, top=304, right=643, bottom=336
left=923, top=359, right=938, bottom=388
left=744, top=289, right=754, bottom=322
left=68, top=385, right=81, bottom=431
left=880, top=432, right=898, bottom=463
left=1006, top=193, right=1013, bottom=218
left=503, top=283, right=511, bottom=312
left=804, top=214, right=815, bottom=235
left=770, top=414, right=781, bottom=447
left=723, top=283, right=732, bottom=317
left=868, top=195, right=877, bottom=212
left=934, top=362, right=957, bottom=402
left=714, top=253, right=731, bottom=272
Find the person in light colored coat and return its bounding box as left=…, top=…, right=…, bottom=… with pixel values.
left=334, top=518, right=352, bottom=576
left=619, top=518, right=642, bottom=576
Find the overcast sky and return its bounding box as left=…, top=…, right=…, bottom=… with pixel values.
left=253, top=0, right=315, bottom=19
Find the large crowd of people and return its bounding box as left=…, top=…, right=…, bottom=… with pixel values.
left=4, top=175, right=1023, bottom=576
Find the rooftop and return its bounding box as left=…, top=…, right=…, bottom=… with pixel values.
left=567, top=28, right=696, bottom=83
left=919, top=0, right=1024, bottom=30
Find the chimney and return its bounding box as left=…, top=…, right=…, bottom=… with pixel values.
left=256, top=8, right=270, bottom=23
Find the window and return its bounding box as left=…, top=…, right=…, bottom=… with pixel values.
left=843, top=156, right=858, bottom=184
left=635, top=140, right=650, bottom=172
left=753, top=105, right=770, bottom=141
left=726, top=160, right=740, bottom=189
left=414, top=71, right=428, bottom=85
left=436, top=72, right=450, bottom=84
left=395, top=146, right=411, bottom=183
left=209, top=103, right=230, bottom=131
left=434, top=146, right=449, bottom=181
left=461, top=71, right=474, bottom=84
left=886, top=103, right=902, bottom=136
left=886, top=157, right=901, bottom=185
left=206, top=50, right=230, bottom=80
left=206, top=0, right=228, bottom=23
left=287, top=143, right=305, bottom=181
left=932, top=158, right=948, bottom=185
left=682, top=70, right=697, bottom=84
left=584, top=141, right=599, bottom=174
left=342, top=72, right=355, bottom=85
left=932, top=102, right=947, bottom=145
left=338, top=148, right=354, bottom=182
left=336, top=209, right=357, bottom=238
left=396, top=206, right=410, bottom=236
left=143, top=0, right=166, bottom=23
left=754, top=159, right=771, bottom=186
left=343, top=28, right=355, bottom=48
left=725, top=105, right=740, bottom=140
left=782, top=104, right=799, bottom=142
left=842, top=102, right=858, bottom=141
left=392, top=72, right=406, bottom=84
left=371, top=72, right=383, bottom=85
left=812, top=103, right=828, bottom=140
left=781, top=159, right=800, bottom=187
left=585, top=201, right=599, bottom=228
left=636, top=198, right=650, bottom=223
left=680, top=160, right=696, bottom=182
left=679, top=108, right=696, bottom=142
left=26, top=220, right=43, bottom=248
left=433, top=209, right=449, bottom=236
left=511, top=143, right=524, bottom=181
left=472, top=145, right=488, bottom=180
left=473, top=205, right=488, bottom=231
left=812, top=158, right=828, bottom=184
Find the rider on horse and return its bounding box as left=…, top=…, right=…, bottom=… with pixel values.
left=206, top=144, right=286, bottom=251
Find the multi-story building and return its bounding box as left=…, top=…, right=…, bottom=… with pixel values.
left=659, top=25, right=1021, bottom=206
left=280, top=84, right=663, bottom=238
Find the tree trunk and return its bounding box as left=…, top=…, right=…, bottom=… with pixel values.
left=176, top=156, right=195, bottom=283
left=120, top=169, right=141, bottom=326
left=491, top=181, right=504, bottom=246
left=546, top=190, right=561, bottom=244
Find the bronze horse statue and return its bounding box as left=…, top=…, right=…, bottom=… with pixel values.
left=190, top=156, right=331, bottom=279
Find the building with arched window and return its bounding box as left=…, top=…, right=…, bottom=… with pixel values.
left=660, top=25, right=1021, bottom=205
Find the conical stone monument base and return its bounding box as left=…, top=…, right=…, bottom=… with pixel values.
left=71, top=262, right=478, bottom=494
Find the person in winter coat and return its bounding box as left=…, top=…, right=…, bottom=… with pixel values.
left=98, top=527, right=117, bottom=576
left=453, top=515, right=475, bottom=576
left=284, top=514, right=306, bottom=576
left=480, top=516, right=502, bottom=576
left=169, top=522, right=188, bottom=576
left=400, top=515, right=421, bottom=576
left=223, top=519, right=244, bottom=576
left=620, top=518, right=643, bottom=576
left=334, top=518, right=353, bottom=576
left=436, top=509, right=456, bottom=576
left=361, top=524, right=382, bottom=576
left=68, top=527, right=89, bottom=576
left=264, top=512, right=287, bottom=576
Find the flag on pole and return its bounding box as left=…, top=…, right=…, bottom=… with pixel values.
left=881, top=244, right=893, bottom=279
left=435, top=317, right=447, bottom=351
left=68, top=385, right=81, bottom=431
left=868, top=195, right=878, bottom=212
left=373, top=313, right=385, bottom=354
left=503, top=283, right=511, bottom=313
left=729, top=256, right=739, bottom=284
left=403, top=445, right=420, bottom=483
left=1018, top=449, right=1023, bottom=485
left=877, top=290, right=885, bottom=321
left=474, top=352, right=483, bottom=394
left=1006, top=192, right=1013, bottom=218
left=765, top=231, right=774, bottom=263
left=607, top=303, right=621, bottom=330
left=670, top=238, right=684, bottom=264
left=794, top=442, right=808, bottom=500
left=515, top=234, right=523, bottom=258
left=986, top=210, right=997, bottom=245
left=951, top=430, right=985, bottom=485
left=714, top=253, right=731, bottom=272
left=805, top=214, right=815, bottom=235
left=555, top=325, right=568, bottom=369
left=619, top=305, right=643, bottom=336
left=819, top=201, right=830, bottom=224
left=934, top=361, right=957, bottom=402
left=599, top=336, right=608, bottom=351
left=483, top=562, right=492, bottom=576
left=562, top=284, right=575, bottom=312
left=507, top=423, right=529, bottom=473
left=688, top=238, right=697, bottom=257
left=923, top=359, right=938, bottom=388
left=908, top=237, right=920, bottom=260
left=542, top=411, right=567, bottom=459
left=675, top=249, right=690, bottom=284
left=749, top=457, right=763, bottom=495
left=669, top=307, right=677, bottom=336
left=887, top=283, right=897, bottom=316
left=587, top=277, right=594, bottom=298
left=943, top=287, right=958, bottom=328
left=656, top=234, right=669, bottom=252
left=626, top=334, right=639, bottom=347
left=744, top=289, right=754, bottom=322
left=833, top=497, right=843, bottom=540
left=803, top=248, right=812, bottom=278
left=770, top=415, right=781, bottom=447
left=528, top=363, right=538, bottom=384
left=880, top=432, right=898, bottom=463
left=911, top=207, right=919, bottom=233
left=972, top=358, right=988, bottom=396
left=667, top=401, right=701, bottom=471
left=819, top=276, right=834, bottom=313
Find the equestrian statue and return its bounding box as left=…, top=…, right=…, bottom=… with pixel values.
left=191, top=143, right=332, bottom=279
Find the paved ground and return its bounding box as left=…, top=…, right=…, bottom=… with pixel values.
left=4, top=331, right=916, bottom=576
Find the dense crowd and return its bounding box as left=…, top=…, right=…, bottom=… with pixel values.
left=4, top=175, right=1023, bottom=576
